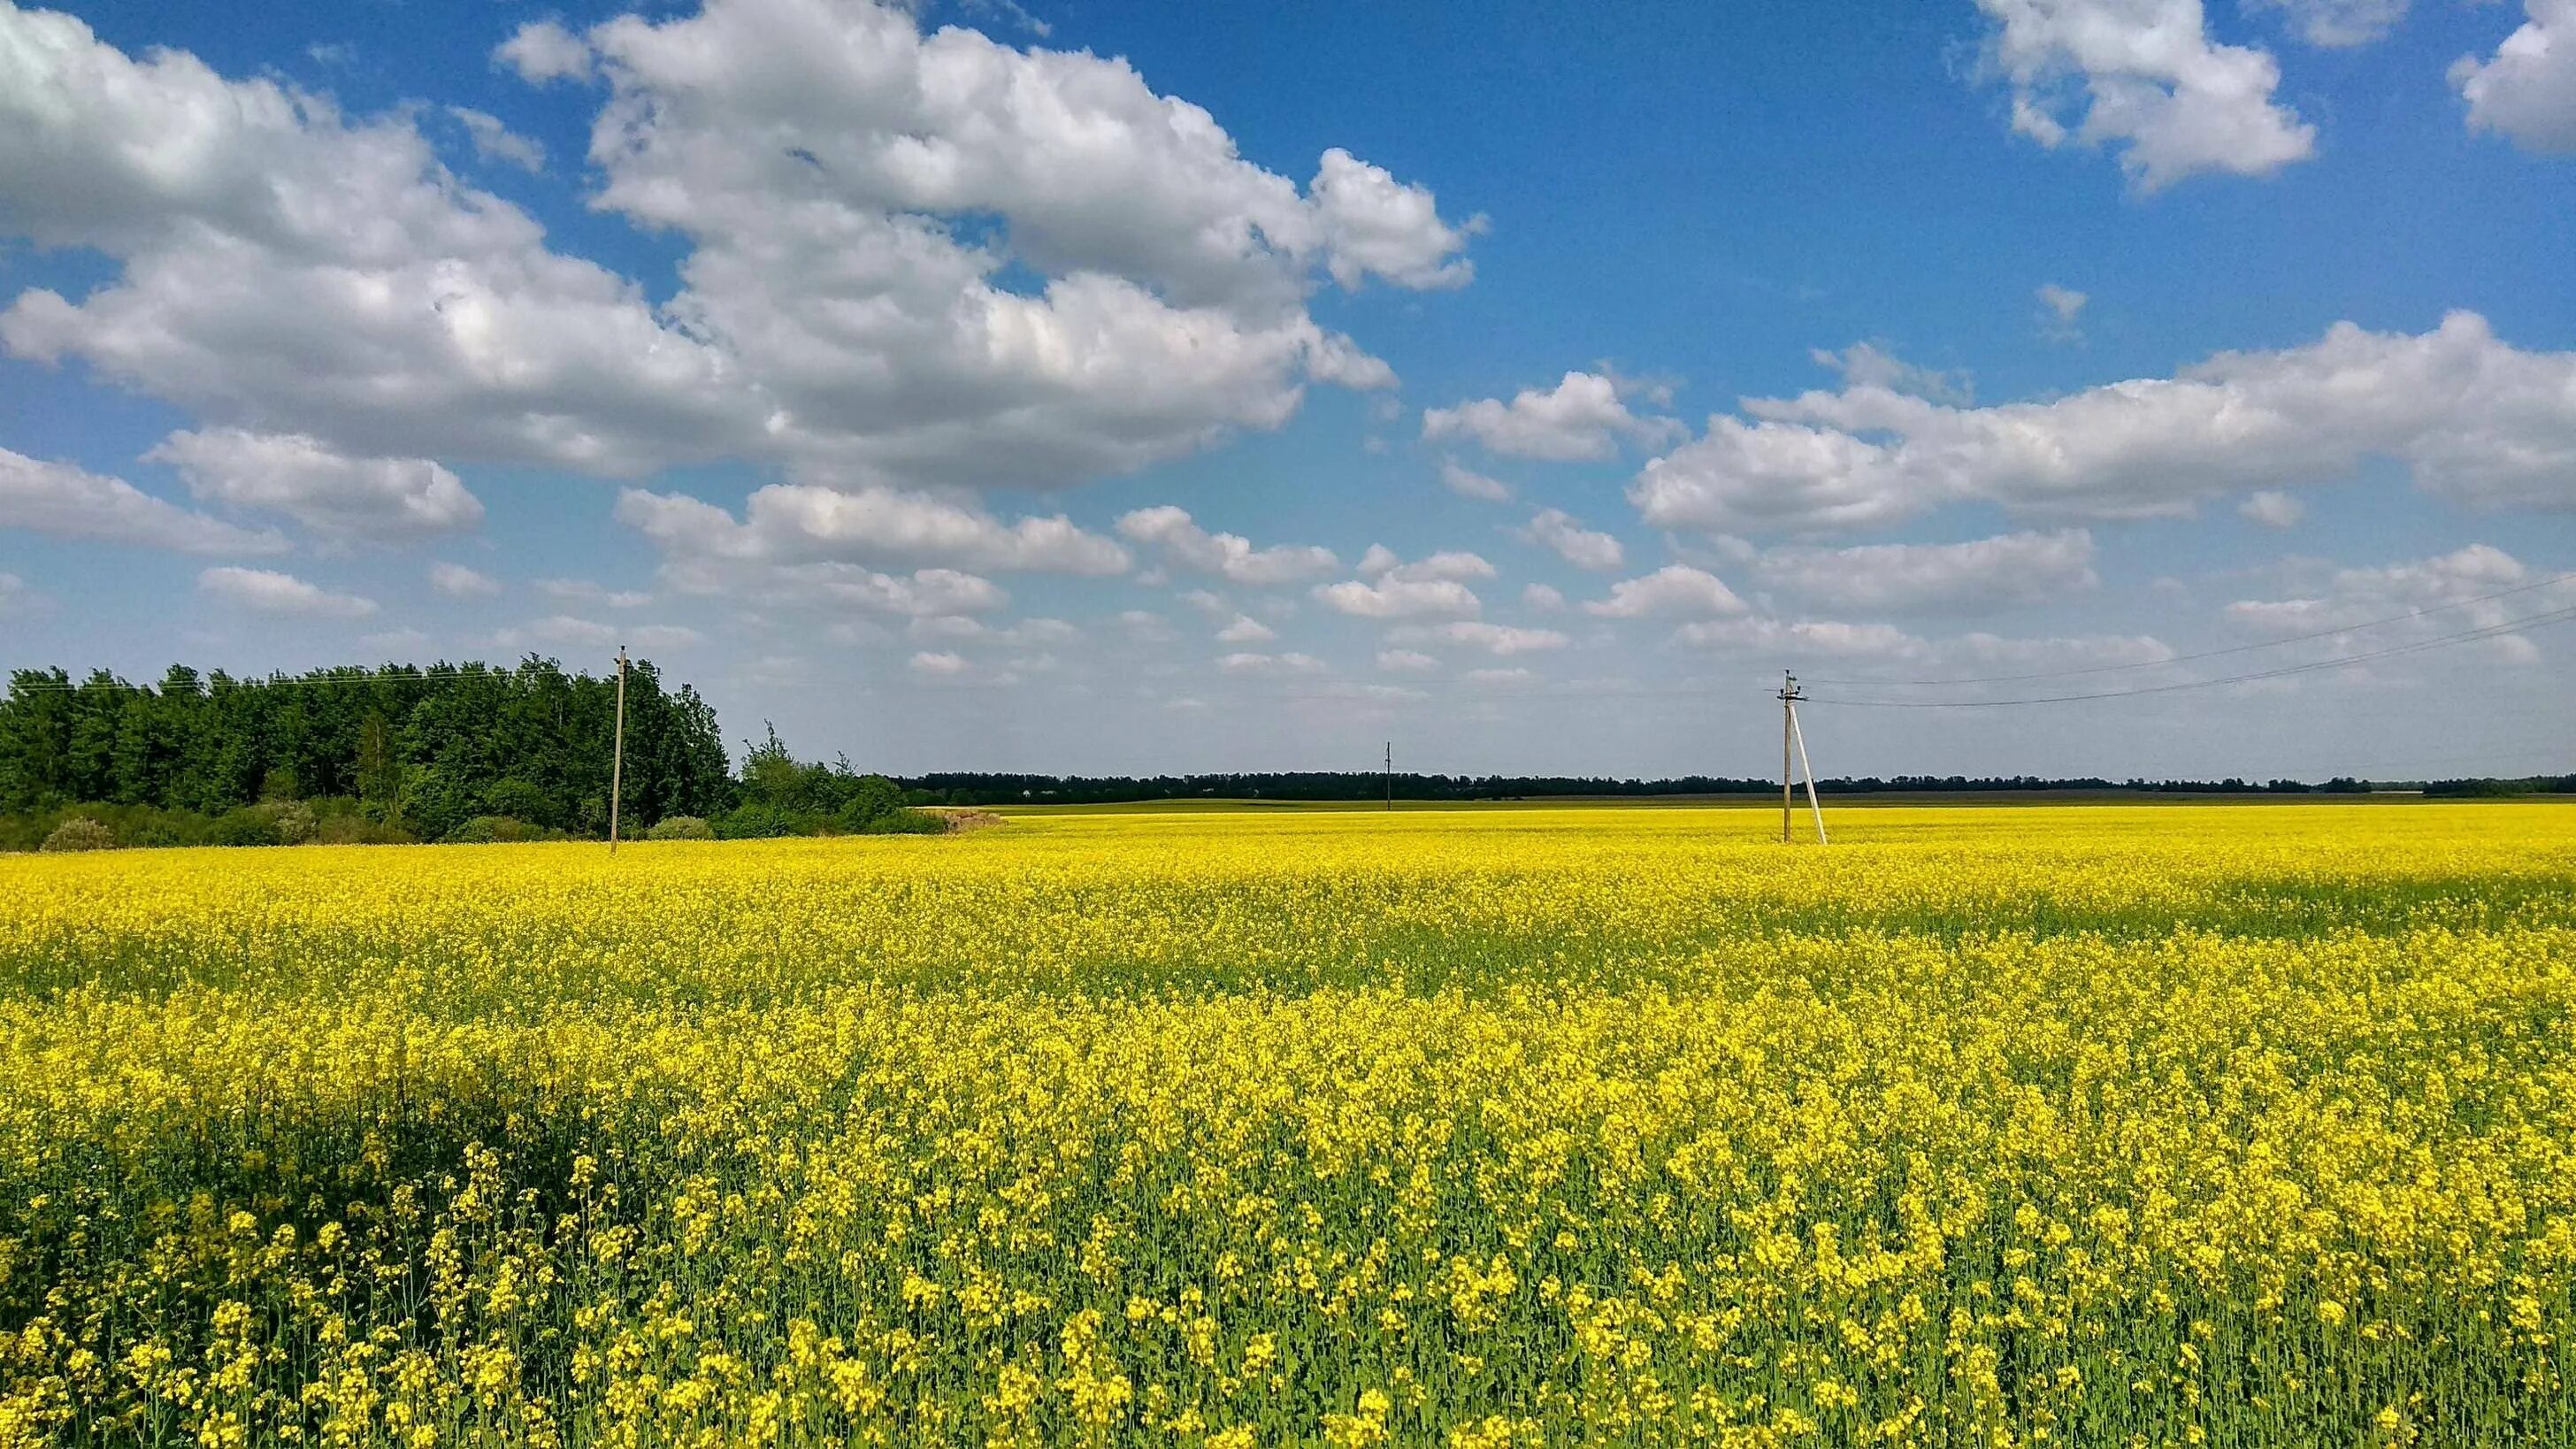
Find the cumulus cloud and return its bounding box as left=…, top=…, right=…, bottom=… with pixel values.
left=619, top=485, right=1130, bottom=579
left=148, top=429, right=482, bottom=541
left=1810, top=342, right=1970, bottom=404
left=1215, top=613, right=1276, bottom=643
left=2452, top=2, right=2576, bottom=153
left=1376, top=648, right=1438, bottom=671
left=1517, top=508, right=1625, bottom=571
left=2239, top=490, right=2305, bottom=528
left=909, top=649, right=970, bottom=676
left=196, top=565, right=377, bottom=617
left=0, top=571, right=30, bottom=617
left=1383, top=621, right=1569, bottom=656
left=1438, top=457, right=1513, bottom=502
left=1632, top=312, right=2576, bottom=537
left=1751, top=530, right=2098, bottom=614
left=1522, top=583, right=1566, bottom=612
left=1116, top=507, right=1337, bottom=584
left=0, top=0, right=1471, bottom=495
left=1, top=445, right=286, bottom=555
left=1973, top=0, right=2316, bottom=189
left=1312, top=549, right=1493, bottom=617
left=429, top=562, right=503, bottom=597
left=1583, top=564, right=1749, bottom=618
left=1422, top=371, right=1683, bottom=461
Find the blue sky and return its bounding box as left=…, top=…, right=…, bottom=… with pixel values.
left=4, top=0, right=2573, bottom=780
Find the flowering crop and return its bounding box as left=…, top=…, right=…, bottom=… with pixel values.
left=3, top=804, right=2572, bottom=1445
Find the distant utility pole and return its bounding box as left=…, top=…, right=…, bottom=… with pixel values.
left=1384, top=740, right=1393, bottom=812
left=1775, top=671, right=1828, bottom=845
left=610, top=647, right=627, bottom=855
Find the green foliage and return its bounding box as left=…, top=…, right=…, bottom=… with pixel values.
left=647, top=816, right=714, bottom=840
left=0, top=659, right=732, bottom=838
left=440, top=816, right=570, bottom=844
left=38, top=816, right=115, bottom=853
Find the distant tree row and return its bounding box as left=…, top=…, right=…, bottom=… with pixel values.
left=897, top=770, right=2569, bottom=805
left=0, top=660, right=732, bottom=842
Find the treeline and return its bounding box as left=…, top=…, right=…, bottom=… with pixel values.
left=896, top=771, right=2563, bottom=805
left=0, top=660, right=953, bottom=851
left=1, top=660, right=736, bottom=847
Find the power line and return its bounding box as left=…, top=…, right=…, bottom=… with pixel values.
left=1807, top=603, right=2576, bottom=709
left=1804, top=570, right=2576, bottom=688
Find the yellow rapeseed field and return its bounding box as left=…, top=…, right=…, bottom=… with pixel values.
left=2, top=804, right=2572, bottom=1446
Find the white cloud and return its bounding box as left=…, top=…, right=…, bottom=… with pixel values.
left=494, top=19, right=594, bottom=82
left=1312, top=548, right=1493, bottom=617
left=1421, top=371, right=1683, bottom=461
left=2036, top=283, right=2089, bottom=340
left=1376, top=648, right=1438, bottom=671
left=1439, top=457, right=1512, bottom=502
left=196, top=565, right=377, bottom=617
left=2239, top=490, right=2305, bottom=528
left=1384, top=621, right=1569, bottom=656
left=1215, top=613, right=1276, bottom=643
left=1314, top=575, right=1482, bottom=618
left=0, top=4, right=755, bottom=476
left=1752, top=530, right=2098, bottom=614
left=909, top=649, right=970, bottom=676
left=1116, top=506, right=1337, bottom=584
left=429, top=562, right=503, bottom=597
left=2245, top=0, right=2409, bottom=47
left=0, top=445, right=286, bottom=555
left=1522, top=583, right=1566, bottom=612
left=1583, top=564, right=1749, bottom=618
left=1810, top=341, right=1971, bottom=404
left=1216, top=650, right=1324, bottom=675
left=2452, top=2, right=2576, bottom=153
left=1675, top=615, right=1923, bottom=658
left=619, top=485, right=1129, bottom=579
left=1633, top=312, right=2576, bottom=536
left=499, top=615, right=702, bottom=650
left=1464, top=666, right=1537, bottom=687
left=2223, top=546, right=2561, bottom=652
left=447, top=106, right=545, bottom=171
left=148, top=429, right=482, bottom=541
left=1973, top=0, right=2316, bottom=189
left=0, top=0, right=1469, bottom=495
left=0, top=571, right=29, bottom=617
left=1517, top=508, right=1625, bottom=571
left=536, top=579, right=653, bottom=608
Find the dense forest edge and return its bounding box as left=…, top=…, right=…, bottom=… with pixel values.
left=0, top=663, right=938, bottom=851
left=3, top=662, right=2566, bottom=850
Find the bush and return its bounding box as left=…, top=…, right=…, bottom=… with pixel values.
left=271, top=801, right=319, bottom=846
left=860, top=807, right=948, bottom=835
left=40, top=816, right=118, bottom=852
left=316, top=815, right=415, bottom=846
left=440, top=816, right=567, bottom=844
left=837, top=775, right=905, bottom=832
left=479, top=778, right=563, bottom=830
left=648, top=816, right=715, bottom=841
left=712, top=804, right=809, bottom=840
left=210, top=809, right=281, bottom=847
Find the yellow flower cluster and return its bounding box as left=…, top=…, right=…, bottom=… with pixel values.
left=2, top=804, right=2572, bottom=1445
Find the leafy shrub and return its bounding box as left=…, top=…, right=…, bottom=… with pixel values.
left=440, top=816, right=568, bottom=845
left=40, top=816, right=117, bottom=852
left=211, top=809, right=281, bottom=847
left=860, top=807, right=948, bottom=835
left=648, top=816, right=714, bottom=841
left=271, top=802, right=319, bottom=846
left=837, top=776, right=905, bottom=832
left=712, top=804, right=809, bottom=840
left=316, top=815, right=415, bottom=846
left=479, top=778, right=563, bottom=830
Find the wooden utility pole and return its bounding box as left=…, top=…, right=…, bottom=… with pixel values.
left=610, top=647, right=627, bottom=855
left=1384, top=741, right=1393, bottom=812
left=1778, top=671, right=1798, bottom=843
